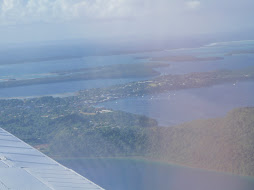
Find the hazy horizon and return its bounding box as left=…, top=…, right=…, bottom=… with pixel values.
left=0, top=0, right=254, bottom=45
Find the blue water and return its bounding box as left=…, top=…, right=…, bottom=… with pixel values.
left=138, top=40, right=254, bottom=75
left=0, top=54, right=148, bottom=97
left=0, top=78, right=144, bottom=98
left=155, top=54, right=254, bottom=75
left=1, top=40, right=254, bottom=98
left=2, top=40, right=254, bottom=190
left=98, top=81, right=254, bottom=126
left=0, top=54, right=138, bottom=79
left=94, top=41, right=254, bottom=125
left=59, top=158, right=254, bottom=190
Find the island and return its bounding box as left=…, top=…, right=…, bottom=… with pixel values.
left=75, top=68, right=254, bottom=105
left=1, top=66, right=254, bottom=177
left=150, top=55, right=224, bottom=62
left=0, top=62, right=169, bottom=88
left=1, top=95, right=254, bottom=177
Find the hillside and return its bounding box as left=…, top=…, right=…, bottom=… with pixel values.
left=1, top=96, right=254, bottom=176
left=148, top=107, right=254, bottom=176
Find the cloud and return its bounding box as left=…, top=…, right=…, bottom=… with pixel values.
left=185, top=1, right=201, bottom=9
left=0, top=0, right=205, bottom=26
left=0, top=0, right=144, bottom=25
left=0, top=0, right=254, bottom=44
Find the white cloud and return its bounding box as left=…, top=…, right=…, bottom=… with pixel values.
left=0, top=0, right=253, bottom=44
left=185, top=1, right=201, bottom=9
left=0, top=0, right=144, bottom=25
left=0, top=0, right=205, bottom=26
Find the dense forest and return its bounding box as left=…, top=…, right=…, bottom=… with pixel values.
left=0, top=97, right=157, bottom=156
left=0, top=97, right=254, bottom=176
left=147, top=107, right=254, bottom=176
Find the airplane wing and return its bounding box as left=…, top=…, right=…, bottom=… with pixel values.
left=0, top=128, right=105, bottom=190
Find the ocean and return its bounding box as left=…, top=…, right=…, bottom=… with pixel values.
left=59, top=158, right=254, bottom=190
left=2, top=40, right=254, bottom=190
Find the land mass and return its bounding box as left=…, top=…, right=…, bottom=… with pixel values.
left=225, top=50, right=254, bottom=56
left=147, top=107, right=254, bottom=176
left=0, top=95, right=254, bottom=176
left=1, top=67, right=254, bottom=177
left=75, top=68, right=254, bottom=105
left=150, top=55, right=223, bottom=62
left=0, top=62, right=168, bottom=88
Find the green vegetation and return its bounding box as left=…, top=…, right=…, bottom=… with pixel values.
left=1, top=95, right=254, bottom=176
left=76, top=68, right=254, bottom=105
left=0, top=62, right=168, bottom=88
left=147, top=107, right=254, bottom=176
left=0, top=97, right=156, bottom=156
left=1, top=67, right=254, bottom=177
left=2, top=63, right=254, bottom=93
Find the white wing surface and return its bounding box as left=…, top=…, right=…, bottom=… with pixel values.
left=0, top=128, right=105, bottom=190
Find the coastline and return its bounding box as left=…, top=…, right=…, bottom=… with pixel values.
left=205, top=39, right=254, bottom=47
left=54, top=156, right=254, bottom=179
left=0, top=92, right=77, bottom=100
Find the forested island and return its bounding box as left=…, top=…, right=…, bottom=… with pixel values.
left=150, top=55, right=223, bottom=62
left=1, top=60, right=254, bottom=92
left=1, top=66, right=254, bottom=177
left=0, top=62, right=168, bottom=88
left=76, top=68, right=254, bottom=105
left=1, top=94, right=254, bottom=177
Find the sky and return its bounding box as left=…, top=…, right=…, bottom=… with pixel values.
left=0, top=0, right=254, bottom=44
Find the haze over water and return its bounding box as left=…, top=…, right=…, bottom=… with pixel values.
left=1, top=40, right=254, bottom=190
left=1, top=40, right=254, bottom=98
left=1, top=41, right=254, bottom=125
left=1, top=1, right=254, bottom=189
left=96, top=41, right=254, bottom=125
left=59, top=158, right=254, bottom=190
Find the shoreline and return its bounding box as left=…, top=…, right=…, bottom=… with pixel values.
left=0, top=92, right=77, bottom=100
left=54, top=156, right=254, bottom=179
left=1, top=77, right=254, bottom=101
left=205, top=39, right=254, bottom=47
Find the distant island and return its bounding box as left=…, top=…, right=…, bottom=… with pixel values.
left=225, top=50, right=254, bottom=56
left=1, top=67, right=254, bottom=177
left=0, top=62, right=168, bottom=88
left=150, top=55, right=223, bottom=62
left=75, top=68, right=254, bottom=105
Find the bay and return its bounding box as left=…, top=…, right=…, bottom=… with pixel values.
left=0, top=78, right=142, bottom=98
left=1, top=40, right=254, bottom=189
left=1, top=40, right=254, bottom=98
left=58, top=158, right=254, bottom=190
left=98, top=81, right=254, bottom=126
left=0, top=54, right=137, bottom=80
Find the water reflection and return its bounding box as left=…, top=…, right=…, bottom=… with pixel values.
left=59, top=158, right=254, bottom=190
left=99, top=81, right=254, bottom=126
